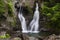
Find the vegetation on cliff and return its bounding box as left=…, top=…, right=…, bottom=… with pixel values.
left=42, top=0, right=60, bottom=34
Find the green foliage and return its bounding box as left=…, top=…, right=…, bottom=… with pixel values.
left=42, top=1, right=60, bottom=33
left=7, top=1, right=14, bottom=17
left=0, top=0, right=14, bottom=21
left=0, top=0, right=6, bottom=21
left=0, top=0, right=16, bottom=27
left=0, top=34, right=10, bottom=39
left=52, top=3, right=60, bottom=11
left=0, top=0, right=5, bottom=14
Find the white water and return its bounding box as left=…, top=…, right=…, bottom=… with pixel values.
left=29, top=3, right=39, bottom=33
left=18, top=13, right=27, bottom=31
left=18, top=3, right=39, bottom=33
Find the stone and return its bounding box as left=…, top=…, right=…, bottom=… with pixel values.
left=11, top=37, right=21, bottom=40
left=29, top=37, right=38, bottom=40
left=43, top=34, right=60, bottom=40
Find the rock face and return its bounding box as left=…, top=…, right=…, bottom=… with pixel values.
left=11, top=37, right=21, bottom=40
left=29, top=37, right=38, bottom=40
left=44, top=34, right=60, bottom=40
left=14, top=0, right=41, bottom=8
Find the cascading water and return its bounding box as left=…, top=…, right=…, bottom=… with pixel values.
left=29, top=3, right=39, bottom=33
left=18, top=2, right=39, bottom=33
left=18, top=13, right=28, bottom=33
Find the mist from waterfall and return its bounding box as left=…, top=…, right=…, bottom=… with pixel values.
left=18, top=3, right=39, bottom=33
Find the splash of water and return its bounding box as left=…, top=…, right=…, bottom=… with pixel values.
left=18, top=3, right=39, bottom=33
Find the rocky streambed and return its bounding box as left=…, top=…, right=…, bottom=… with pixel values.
left=0, top=31, right=60, bottom=40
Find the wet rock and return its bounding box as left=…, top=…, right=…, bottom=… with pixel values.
left=43, top=34, right=60, bottom=40
left=11, top=37, right=21, bottom=40
left=29, top=37, right=38, bottom=40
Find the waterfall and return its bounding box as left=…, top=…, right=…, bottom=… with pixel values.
left=18, top=4, right=28, bottom=33
left=18, top=3, right=39, bottom=33
left=18, top=13, right=27, bottom=32
left=29, top=3, right=39, bottom=33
